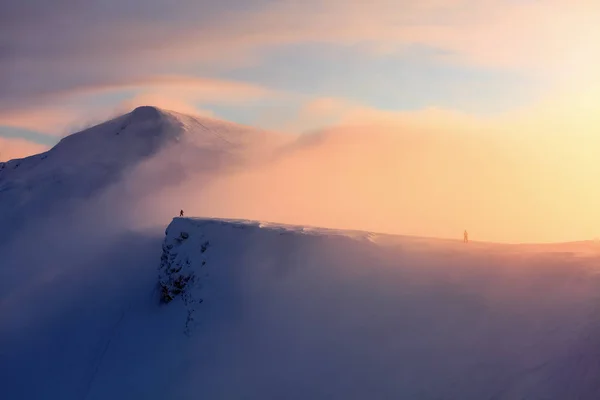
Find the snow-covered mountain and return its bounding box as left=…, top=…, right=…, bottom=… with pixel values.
left=0, top=106, right=288, bottom=241
left=2, top=106, right=600, bottom=399
left=3, top=216, right=600, bottom=399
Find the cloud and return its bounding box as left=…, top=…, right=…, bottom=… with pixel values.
left=118, top=94, right=215, bottom=119
left=3, top=0, right=598, bottom=113
left=0, top=107, right=76, bottom=135
left=235, top=0, right=600, bottom=74
left=0, top=75, right=279, bottom=134
left=254, top=97, right=350, bottom=133
left=0, top=137, right=48, bottom=161
left=261, top=95, right=486, bottom=134
left=129, top=76, right=280, bottom=104
left=0, top=0, right=270, bottom=111
left=277, top=77, right=600, bottom=140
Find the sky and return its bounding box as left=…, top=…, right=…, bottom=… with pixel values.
left=2, top=0, right=600, bottom=242
left=3, top=0, right=600, bottom=142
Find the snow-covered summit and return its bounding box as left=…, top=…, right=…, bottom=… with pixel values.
left=5, top=104, right=285, bottom=167
left=130, top=105, right=163, bottom=120
left=2, top=105, right=280, bottom=174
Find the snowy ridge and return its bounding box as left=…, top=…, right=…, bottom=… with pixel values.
left=3, top=216, right=600, bottom=398
left=150, top=217, right=600, bottom=399
left=172, top=216, right=600, bottom=253
left=175, top=216, right=382, bottom=239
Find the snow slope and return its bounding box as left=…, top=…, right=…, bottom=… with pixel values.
left=3, top=217, right=600, bottom=399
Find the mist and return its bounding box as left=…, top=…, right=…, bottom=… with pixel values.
left=119, top=118, right=600, bottom=244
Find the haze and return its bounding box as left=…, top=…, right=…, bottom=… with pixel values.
left=115, top=110, right=600, bottom=244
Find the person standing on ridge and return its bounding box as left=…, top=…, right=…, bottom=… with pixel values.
left=180, top=210, right=184, bottom=217
left=463, top=230, right=468, bottom=243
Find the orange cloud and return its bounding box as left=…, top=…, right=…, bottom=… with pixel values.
left=0, top=108, right=75, bottom=136
left=0, top=137, right=48, bottom=161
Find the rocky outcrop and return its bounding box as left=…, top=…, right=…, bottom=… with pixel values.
left=158, top=223, right=210, bottom=334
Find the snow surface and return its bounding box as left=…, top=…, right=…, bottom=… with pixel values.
left=2, top=106, right=600, bottom=399
left=3, top=216, right=600, bottom=399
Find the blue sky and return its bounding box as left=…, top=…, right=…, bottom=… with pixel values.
left=212, top=43, right=539, bottom=112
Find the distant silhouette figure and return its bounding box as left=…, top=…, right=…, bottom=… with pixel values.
left=180, top=210, right=184, bottom=217
left=463, top=230, right=469, bottom=243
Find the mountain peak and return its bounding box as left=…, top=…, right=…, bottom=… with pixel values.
left=130, top=105, right=164, bottom=121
